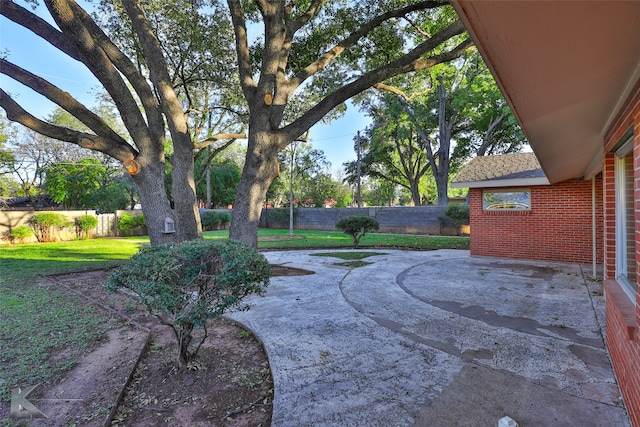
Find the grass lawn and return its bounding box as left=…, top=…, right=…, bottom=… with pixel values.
left=0, top=230, right=467, bottom=401
left=203, top=229, right=470, bottom=251
left=0, top=239, right=143, bottom=400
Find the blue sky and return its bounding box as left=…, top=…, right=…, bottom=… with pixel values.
left=0, top=5, right=369, bottom=173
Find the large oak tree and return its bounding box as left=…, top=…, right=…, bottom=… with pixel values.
left=226, top=0, right=472, bottom=246
left=0, top=0, right=230, bottom=244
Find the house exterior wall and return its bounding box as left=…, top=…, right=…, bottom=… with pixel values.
left=603, top=77, right=640, bottom=427
left=468, top=178, right=603, bottom=264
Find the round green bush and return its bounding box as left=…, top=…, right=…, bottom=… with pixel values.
left=335, top=215, right=380, bottom=248
left=106, top=239, right=270, bottom=366
left=200, top=210, right=232, bottom=230
left=444, top=204, right=469, bottom=226
left=1, top=225, right=32, bottom=244
left=75, top=215, right=98, bottom=239
left=117, top=213, right=146, bottom=235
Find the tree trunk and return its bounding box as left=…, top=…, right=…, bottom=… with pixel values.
left=229, top=132, right=280, bottom=247
left=410, top=180, right=422, bottom=206
left=436, top=171, right=449, bottom=206
left=132, top=161, right=179, bottom=246
left=171, top=143, right=202, bottom=241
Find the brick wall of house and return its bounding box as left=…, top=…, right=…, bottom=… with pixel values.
left=469, top=177, right=603, bottom=264
left=602, top=77, right=640, bottom=427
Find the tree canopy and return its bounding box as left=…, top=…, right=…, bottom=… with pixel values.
left=2, top=0, right=473, bottom=247
left=226, top=0, right=472, bottom=245
left=0, top=0, right=243, bottom=244
left=345, top=48, right=526, bottom=205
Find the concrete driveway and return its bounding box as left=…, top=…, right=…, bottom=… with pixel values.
left=228, top=250, right=630, bottom=427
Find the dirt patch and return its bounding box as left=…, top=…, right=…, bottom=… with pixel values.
left=1, top=264, right=311, bottom=426
left=270, top=264, right=314, bottom=276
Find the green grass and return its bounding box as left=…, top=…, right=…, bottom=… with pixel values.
left=334, top=260, right=374, bottom=268
left=0, top=238, right=143, bottom=286
left=0, top=238, right=142, bottom=401
left=202, top=229, right=470, bottom=251
left=0, top=286, right=116, bottom=400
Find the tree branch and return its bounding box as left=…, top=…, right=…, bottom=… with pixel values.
left=0, top=0, right=81, bottom=61
left=122, top=0, right=192, bottom=149
left=0, top=89, right=138, bottom=170
left=45, top=0, right=155, bottom=154
left=280, top=19, right=471, bottom=147
left=287, top=0, right=324, bottom=33
left=289, top=1, right=444, bottom=89
left=193, top=138, right=237, bottom=186
left=372, top=83, right=431, bottom=102
left=67, top=1, right=165, bottom=140
left=194, top=134, right=246, bottom=150
left=0, top=59, right=129, bottom=146
left=227, top=0, right=257, bottom=103
left=478, top=113, right=506, bottom=156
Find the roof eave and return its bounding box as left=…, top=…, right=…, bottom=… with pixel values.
left=451, top=176, right=551, bottom=189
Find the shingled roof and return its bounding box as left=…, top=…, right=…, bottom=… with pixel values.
left=451, top=152, right=550, bottom=188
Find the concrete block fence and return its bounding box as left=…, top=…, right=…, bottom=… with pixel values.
left=260, top=205, right=461, bottom=235
left=0, top=205, right=463, bottom=245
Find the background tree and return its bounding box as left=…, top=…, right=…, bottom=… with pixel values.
left=195, top=157, right=242, bottom=208
left=363, top=178, right=397, bottom=207
left=1, top=107, right=136, bottom=207
left=450, top=53, right=527, bottom=158
left=226, top=0, right=472, bottom=246
left=102, top=0, right=249, bottom=207
left=358, top=48, right=527, bottom=205
left=344, top=102, right=432, bottom=206
left=273, top=141, right=330, bottom=207
left=43, top=158, right=130, bottom=211
left=0, top=116, right=15, bottom=176
left=0, top=117, right=18, bottom=198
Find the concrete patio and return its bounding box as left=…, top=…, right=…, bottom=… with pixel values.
left=228, top=249, right=630, bottom=426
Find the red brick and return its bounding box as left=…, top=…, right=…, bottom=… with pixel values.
left=470, top=177, right=603, bottom=263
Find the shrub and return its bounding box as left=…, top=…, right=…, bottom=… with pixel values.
left=117, top=213, right=146, bottom=236
left=200, top=210, right=231, bottom=231
left=335, top=215, right=380, bottom=248
left=75, top=215, right=98, bottom=239
left=444, top=204, right=470, bottom=227
left=27, top=212, right=72, bottom=242
left=106, top=239, right=271, bottom=367
left=1, top=226, right=32, bottom=244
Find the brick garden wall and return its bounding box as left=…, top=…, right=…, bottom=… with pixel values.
left=602, top=76, right=640, bottom=427
left=468, top=177, right=603, bottom=264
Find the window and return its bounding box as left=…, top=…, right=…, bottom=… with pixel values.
left=482, top=189, right=531, bottom=211
left=614, top=136, right=637, bottom=302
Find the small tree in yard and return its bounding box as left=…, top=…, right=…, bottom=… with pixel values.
left=1, top=225, right=31, bottom=244
left=27, top=212, right=72, bottom=242
left=336, top=216, right=380, bottom=248
left=106, top=239, right=270, bottom=367
left=74, top=214, right=98, bottom=240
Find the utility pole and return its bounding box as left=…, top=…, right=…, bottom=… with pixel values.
left=289, top=142, right=297, bottom=236
left=355, top=133, right=362, bottom=208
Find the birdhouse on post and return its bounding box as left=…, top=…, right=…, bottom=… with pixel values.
left=163, top=217, right=176, bottom=234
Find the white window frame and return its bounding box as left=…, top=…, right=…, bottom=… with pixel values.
left=614, top=136, right=637, bottom=303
